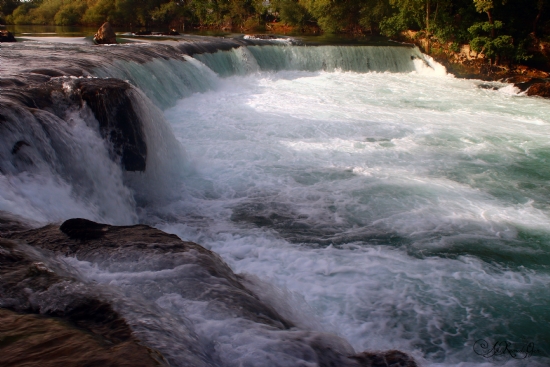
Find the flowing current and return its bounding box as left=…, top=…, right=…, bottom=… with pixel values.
left=1, top=41, right=549, bottom=366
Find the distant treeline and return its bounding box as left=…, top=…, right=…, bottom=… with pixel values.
left=1, top=0, right=549, bottom=63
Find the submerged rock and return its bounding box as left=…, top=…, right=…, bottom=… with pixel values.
left=2, top=219, right=419, bottom=367
left=94, top=22, right=117, bottom=45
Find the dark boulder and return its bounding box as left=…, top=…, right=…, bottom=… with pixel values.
left=75, top=78, right=148, bottom=171
left=0, top=30, right=16, bottom=42
left=60, top=218, right=109, bottom=240
left=94, top=22, right=117, bottom=45
left=510, top=77, right=548, bottom=92
left=134, top=30, right=152, bottom=36
left=0, top=309, right=162, bottom=367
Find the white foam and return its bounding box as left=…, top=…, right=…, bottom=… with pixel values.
left=156, top=67, right=550, bottom=366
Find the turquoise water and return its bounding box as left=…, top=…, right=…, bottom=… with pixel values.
left=1, top=38, right=548, bottom=365
left=157, top=53, right=550, bottom=366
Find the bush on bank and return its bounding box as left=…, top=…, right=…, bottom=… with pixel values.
left=1, top=0, right=549, bottom=68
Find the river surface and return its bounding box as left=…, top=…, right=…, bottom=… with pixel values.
left=1, top=36, right=549, bottom=366
left=159, top=61, right=550, bottom=367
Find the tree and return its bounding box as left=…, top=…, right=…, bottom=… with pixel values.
left=0, top=0, right=21, bottom=16
left=473, top=0, right=495, bottom=37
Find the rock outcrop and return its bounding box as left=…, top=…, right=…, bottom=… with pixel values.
left=0, top=236, right=163, bottom=367
left=94, top=22, right=117, bottom=45
left=526, top=82, right=550, bottom=98
left=0, top=77, right=147, bottom=172
left=1, top=218, right=419, bottom=367
left=0, top=308, right=162, bottom=367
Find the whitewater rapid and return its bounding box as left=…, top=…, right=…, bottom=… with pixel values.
left=1, top=40, right=549, bottom=366
left=157, top=64, right=550, bottom=366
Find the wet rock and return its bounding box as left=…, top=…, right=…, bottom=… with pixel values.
left=478, top=83, right=500, bottom=90
left=526, top=82, right=550, bottom=98
left=4, top=219, right=419, bottom=367
left=0, top=236, right=165, bottom=366
left=75, top=78, right=148, bottom=171
left=0, top=308, right=161, bottom=367
left=0, top=77, right=148, bottom=172
left=510, top=77, right=548, bottom=92
left=245, top=34, right=278, bottom=40
left=351, top=350, right=418, bottom=367
left=0, top=30, right=16, bottom=42
left=134, top=30, right=152, bottom=36
left=0, top=211, right=31, bottom=236
left=8, top=220, right=293, bottom=330
left=94, top=22, right=117, bottom=45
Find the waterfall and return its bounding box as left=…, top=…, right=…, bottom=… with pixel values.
left=93, top=44, right=433, bottom=109
left=0, top=41, right=440, bottom=224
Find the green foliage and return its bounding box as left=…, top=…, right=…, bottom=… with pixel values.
left=379, top=13, right=409, bottom=37
left=0, top=0, right=21, bottom=16
left=473, top=0, right=493, bottom=14
left=6, top=2, right=37, bottom=24
left=469, top=20, right=514, bottom=63
left=54, top=0, right=87, bottom=25
left=82, top=0, right=115, bottom=25
left=450, top=42, right=460, bottom=52
left=150, top=2, right=180, bottom=24
left=468, top=20, right=503, bottom=36
left=272, top=0, right=309, bottom=26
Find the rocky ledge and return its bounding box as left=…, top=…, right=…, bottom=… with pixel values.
left=0, top=216, right=419, bottom=367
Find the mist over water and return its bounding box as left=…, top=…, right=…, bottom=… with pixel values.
left=1, top=41, right=549, bottom=366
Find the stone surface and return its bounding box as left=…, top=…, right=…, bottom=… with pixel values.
left=0, top=308, right=161, bottom=367
left=526, top=82, right=550, bottom=98
left=0, top=237, right=163, bottom=366
left=94, top=22, right=117, bottom=45
left=352, top=350, right=418, bottom=367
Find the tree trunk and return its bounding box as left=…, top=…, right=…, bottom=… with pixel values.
left=426, top=0, right=430, bottom=31
left=487, top=10, right=495, bottom=38
left=533, top=0, right=544, bottom=36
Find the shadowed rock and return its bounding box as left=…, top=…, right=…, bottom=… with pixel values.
left=0, top=78, right=147, bottom=172
left=352, top=350, right=418, bottom=367
left=60, top=218, right=109, bottom=240
left=0, top=30, right=15, bottom=43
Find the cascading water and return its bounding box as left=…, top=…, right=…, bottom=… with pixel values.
left=1, top=39, right=549, bottom=366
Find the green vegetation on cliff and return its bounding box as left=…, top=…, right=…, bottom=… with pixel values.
left=1, top=0, right=549, bottom=67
